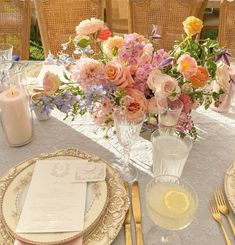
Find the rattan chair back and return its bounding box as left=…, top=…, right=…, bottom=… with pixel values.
left=128, top=0, right=198, bottom=51
left=0, top=0, right=31, bottom=59
left=218, top=0, right=235, bottom=50
left=34, top=0, right=103, bottom=56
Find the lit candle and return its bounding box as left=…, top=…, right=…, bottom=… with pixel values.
left=0, top=87, right=33, bottom=146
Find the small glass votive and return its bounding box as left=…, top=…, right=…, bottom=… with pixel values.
left=0, top=62, right=34, bottom=147
left=151, top=130, right=192, bottom=177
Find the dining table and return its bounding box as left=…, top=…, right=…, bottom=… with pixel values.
left=0, top=62, right=235, bottom=245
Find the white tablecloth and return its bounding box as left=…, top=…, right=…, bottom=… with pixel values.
left=1, top=65, right=235, bottom=244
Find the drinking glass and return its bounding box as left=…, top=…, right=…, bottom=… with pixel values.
left=151, top=131, right=192, bottom=177
left=157, top=98, right=183, bottom=135
left=113, top=109, right=145, bottom=183
left=0, top=43, right=13, bottom=72
left=145, top=175, right=198, bottom=245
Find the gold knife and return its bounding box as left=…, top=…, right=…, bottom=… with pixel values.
left=132, top=181, right=144, bottom=245
left=124, top=182, right=133, bottom=245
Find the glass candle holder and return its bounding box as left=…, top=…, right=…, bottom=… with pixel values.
left=0, top=62, right=34, bottom=147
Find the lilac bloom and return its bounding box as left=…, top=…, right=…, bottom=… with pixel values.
left=45, top=52, right=54, bottom=62
left=150, top=25, right=161, bottom=39
left=215, top=49, right=231, bottom=66
left=61, top=43, right=68, bottom=50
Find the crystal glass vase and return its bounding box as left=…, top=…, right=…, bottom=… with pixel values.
left=113, top=109, right=145, bottom=183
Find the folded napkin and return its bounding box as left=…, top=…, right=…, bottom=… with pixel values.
left=14, top=237, right=83, bottom=245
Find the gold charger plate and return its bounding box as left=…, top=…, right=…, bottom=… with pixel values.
left=0, top=149, right=129, bottom=245
left=224, top=161, right=235, bottom=213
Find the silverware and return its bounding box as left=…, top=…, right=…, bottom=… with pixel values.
left=132, top=181, right=144, bottom=245
left=210, top=199, right=232, bottom=245
left=215, top=188, right=235, bottom=236
left=124, top=182, right=133, bottom=245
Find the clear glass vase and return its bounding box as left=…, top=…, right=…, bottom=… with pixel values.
left=0, top=62, right=34, bottom=147
left=113, top=109, right=145, bottom=183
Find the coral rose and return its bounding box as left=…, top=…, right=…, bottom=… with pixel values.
left=147, top=69, right=178, bottom=98
left=98, top=26, right=112, bottom=41
left=183, top=16, right=203, bottom=36
left=124, top=89, right=147, bottom=123
left=189, top=66, right=209, bottom=88
left=105, top=62, right=134, bottom=88
left=43, top=71, right=61, bottom=95
left=177, top=54, right=197, bottom=78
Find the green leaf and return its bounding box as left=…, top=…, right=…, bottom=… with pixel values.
left=77, top=39, right=90, bottom=48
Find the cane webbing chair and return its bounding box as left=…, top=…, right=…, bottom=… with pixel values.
left=106, top=0, right=129, bottom=34
left=0, top=0, right=32, bottom=59
left=128, top=0, right=199, bottom=51
left=218, top=0, right=235, bottom=50
left=196, top=0, right=208, bottom=20
left=34, top=0, right=103, bottom=56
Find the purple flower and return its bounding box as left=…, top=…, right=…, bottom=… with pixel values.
left=215, top=49, right=231, bottom=66
left=150, top=25, right=161, bottom=39
left=85, top=85, right=105, bottom=108
left=152, top=49, right=171, bottom=68
left=176, top=112, right=193, bottom=132
left=135, top=64, right=153, bottom=91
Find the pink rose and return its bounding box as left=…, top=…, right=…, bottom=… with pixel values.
left=147, top=69, right=178, bottom=98
left=105, top=62, right=134, bottom=88
left=147, top=97, right=158, bottom=113
left=124, top=88, right=147, bottom=123
left=98, top=26, right=112, bottom=41
left=43, top=71, right=61, bottom=95
left=179, top=93, right=194, bottom=113
left=177, top=54, right=197, bottom=78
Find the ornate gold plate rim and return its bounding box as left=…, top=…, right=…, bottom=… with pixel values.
left=0, top=148, right=129, bottom=245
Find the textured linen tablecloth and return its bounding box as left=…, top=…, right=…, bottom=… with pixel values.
left=1, top=103, right=235, bottom=245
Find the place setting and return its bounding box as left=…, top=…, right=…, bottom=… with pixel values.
left=1, top=1, right=235, bottom=244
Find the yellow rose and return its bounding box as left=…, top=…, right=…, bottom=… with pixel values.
left=183, top=16, right=203, bottom=36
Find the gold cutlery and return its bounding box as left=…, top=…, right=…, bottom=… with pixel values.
left=132, top=181, right=144, bottom=245
left=124, top=182, right=133, bottom=245
left=210, top=199, right=232, bottom=245
left=214, top=188, right=235, bottom=236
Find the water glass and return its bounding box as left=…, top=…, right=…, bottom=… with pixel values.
left=157, top=98, right=183, bottom=135
left=151, top=131, right=192, bottom=177
left=0, top=43, right=13, bottom=72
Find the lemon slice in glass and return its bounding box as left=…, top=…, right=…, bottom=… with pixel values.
left=164, top=190, right=190, bottom=215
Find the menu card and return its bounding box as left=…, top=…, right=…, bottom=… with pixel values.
left=16, top=159, right=106, bottom=233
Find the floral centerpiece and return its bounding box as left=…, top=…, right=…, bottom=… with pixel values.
left=36, top=16, right=229, bottom=139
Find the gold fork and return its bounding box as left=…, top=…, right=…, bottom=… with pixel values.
left=210, top=199, right=232, bottom=245
left=215, top=188, right=235, bottom=236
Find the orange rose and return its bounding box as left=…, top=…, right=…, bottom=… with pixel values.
left=189, top=66, right=209, bottom=88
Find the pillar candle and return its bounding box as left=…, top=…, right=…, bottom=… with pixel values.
left=0, top=88, right=33, bottom=146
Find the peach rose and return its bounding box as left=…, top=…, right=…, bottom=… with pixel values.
left=189, top=66, right=209, bottom=88
left=183, top=16, right=203, bottom=36
left=105, top=62, right=134, bottom=88
left=124, top=89, right=147, bottom=123
left=43, top=71, right=61, bottom=95
left=106, top=36, right=124, bottom=50
left=147, top=69, right=178, bottom=98
left=177, top=54, right=198, bottom=78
